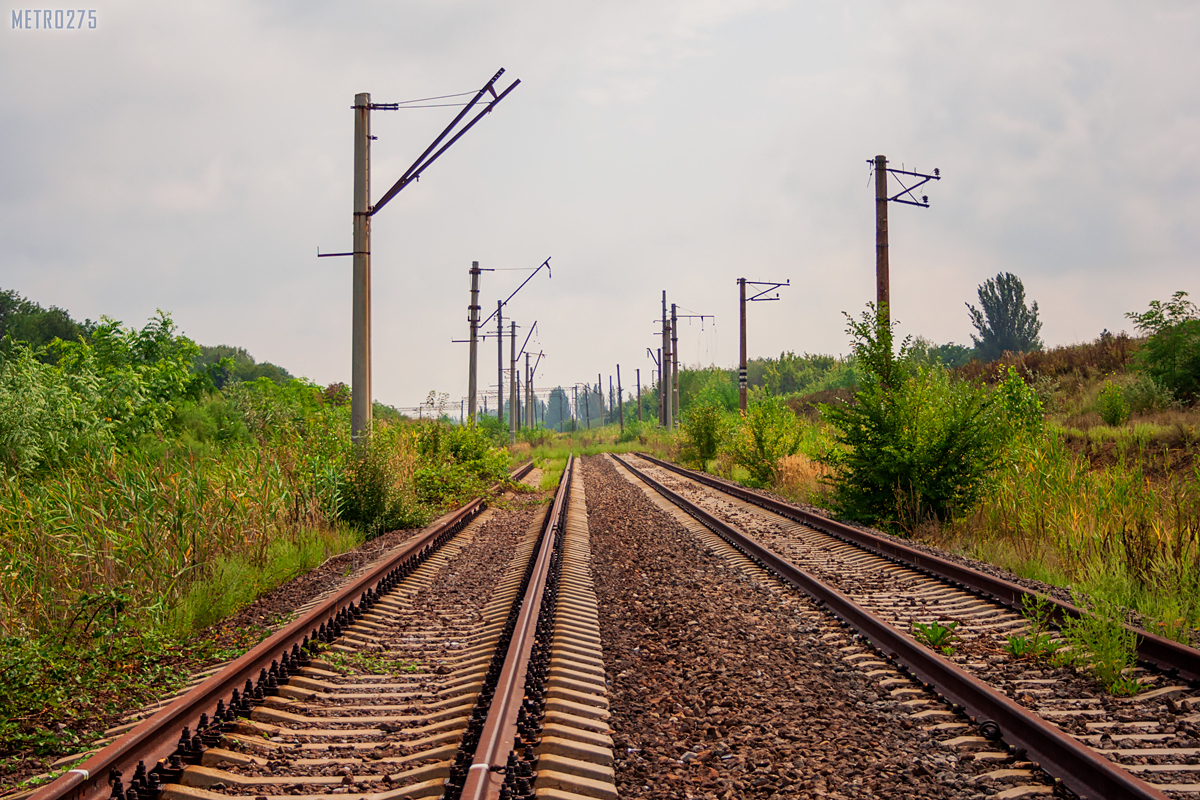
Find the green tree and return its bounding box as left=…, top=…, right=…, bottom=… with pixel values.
left=967, top=272, right=1043, bottom=361
left=1125, top=291, right=1200, bottom=402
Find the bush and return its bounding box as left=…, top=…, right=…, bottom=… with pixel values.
left=1123, top=374, right=1174, bottom=414
left=1126, top=291, right=1200, bottom=402
left=819, top=305, right=1022, bottom=532
left=1096, top=380, right=1130, bottom=426
left=678, top=402, right=728, bottom=467
left=727, top=395, right=802, bottom=487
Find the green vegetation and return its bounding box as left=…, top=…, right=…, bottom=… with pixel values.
left=818, top=305, right=1042, bottom=531
left=0, top=288, right=512, bottom=771
left=1004, top=595, right=1061, bottom=661
left=911, top=620, right=961, bottom=656
left=1126, top=291, right=1200, bottom=402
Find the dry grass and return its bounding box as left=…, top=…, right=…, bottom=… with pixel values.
left=772, top=453, right=829, bottom=504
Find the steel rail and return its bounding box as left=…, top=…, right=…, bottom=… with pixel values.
left=617, top=455, right=1169, bottom=800
left=460, top=455, right=573, bottom=800
left=32, top=462, right=535, bottom=800
left=636, top=452, right=1200, bottom=684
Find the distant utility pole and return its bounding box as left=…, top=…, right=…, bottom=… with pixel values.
left=661, top=292, right=672, bottom=430
left=467, top=261, right=484, bottom=424
left=671, top=303, right=679, bottom=428
left=636, top=368, right=642, bottom=422
left=871, top=154, right=941, bottom=329
left=738, top=278, right=789, bottom=412
left=595, top=373, right=603, bottom=425
left=496, top=301, right=504, bottom=424
left=525, top=352, right=532, bottom=429
left=616, top=365, right=624, bottom=435
left=320, top=70, right=519, bottom=444
left=509, top=320, right=517, bottom=443
left=571, top=385, right=577, bottom=431
left=583, top=385, right=591, bottom=429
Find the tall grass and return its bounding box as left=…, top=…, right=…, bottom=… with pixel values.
left=942, top=431, right=1200, bottom=641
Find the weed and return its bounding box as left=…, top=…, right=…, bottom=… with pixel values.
left=911, top=619, right=961, bottom=655
left=322, top=650, right=422, bottom=676
left=1004, top=594, right=1062, bottom=661
left=1059, top=583, right=1141, bottom=696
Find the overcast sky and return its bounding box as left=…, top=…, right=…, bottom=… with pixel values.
left=4, top=1, right=1198, bottom=411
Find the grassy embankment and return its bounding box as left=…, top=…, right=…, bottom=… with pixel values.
left=0, top=308, right=511, bottom=787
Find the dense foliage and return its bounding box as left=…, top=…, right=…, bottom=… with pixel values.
left=819, top=305, right=1042, bottom=532
left=1126, top=291, right=1200, bottom=402
left=0, top=302, right=512, bottom=760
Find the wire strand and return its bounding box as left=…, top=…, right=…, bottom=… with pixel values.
left=396, top=90, right=479, bottom=105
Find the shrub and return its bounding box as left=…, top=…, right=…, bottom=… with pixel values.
left=727, top=395, right=802, bottom=487
left=819, top=305, right=1022, bottom=533
left=1126, top=291, right=1200, bottom=402
left=678, top=402, right=728, bottom=467
left=1096, top=380, right=1130, bottom=426
left=1123, top=374, right=1174, bottom=414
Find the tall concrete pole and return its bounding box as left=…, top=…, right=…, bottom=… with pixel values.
left=662, top=291, right=671, bottom=430
left=496, top=301, right=504, bottom=422
left=509, top=320, right=517, bottom=443
left=671, top=302, right=679, bottom=429
left=525, top=352, right=533, bottom=429
left=616, top=365, right=623, bottom=435
left=657, top=347, right=667, bottom=429
left=875, top=154, right=890, bottom=329
left=636, top=368, right=642, bottom=422
left=597, top=373, right=604, bottom=426
left=351, top=93, right=372, bottom=442
left=739, top=277, right=748, bottom=412
left=571, top=385, right=577, bottom=432
left=467, top=262, right=481, bottom=425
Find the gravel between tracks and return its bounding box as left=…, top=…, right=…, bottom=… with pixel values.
left=585, top=454, right=1039, bottom=800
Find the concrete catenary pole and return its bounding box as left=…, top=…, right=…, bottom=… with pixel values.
left=657, top=348, right=663, bottom=426
left=496, top=301, right=504, bottom=422
left=671, top=302, right=679, bottom=429
left=662, top=291, right=672, bottom=430
left=636, top=368, right=642, bottom=422
left=351, top=93, right=373, bottom=443
left=616, top=365, right=623, bottom=435
left=525, top=352, right=533, bottom=429
left=597, top=373, right=604, bottom=426
left=571, top=385, right=577, bottom=431
left=739, top=277, right=748, bottom=412
left=509, top=320, right=517, bottom=443
left=875, top=154, right=890, bottom=329
left=467, top=262, right=481, bottom=424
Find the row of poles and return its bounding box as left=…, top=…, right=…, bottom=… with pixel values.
left=323, top=67, right=939, bottom=441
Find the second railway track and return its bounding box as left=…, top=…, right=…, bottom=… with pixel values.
left=614, top=452, right=1200, bottom=799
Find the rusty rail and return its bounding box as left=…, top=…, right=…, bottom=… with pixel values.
left=458, top=454, right=573, bottom=800
left=618, top=455, right=1169, bottom=800
left=636, top=452, right=1200, bottom=685
left=32, top=462, right=535, bottom=800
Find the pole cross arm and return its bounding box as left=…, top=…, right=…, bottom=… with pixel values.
left=884, top=165, right=941, bottom=207
left=480, top=257, right=551, bottom=327
left=518, top=320, right=538, bottom=358
left=744, top=279, right=790, bottom=302
left=370, top=68, right=520, bottom=217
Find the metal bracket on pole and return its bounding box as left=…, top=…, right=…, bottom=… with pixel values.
left=868, top=159, right=941, bottom=207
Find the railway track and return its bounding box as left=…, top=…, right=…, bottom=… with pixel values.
left=614, top=452, right=1200, bottom=799
left=30, top=458, right=615, bottom=800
